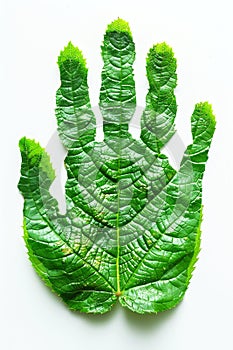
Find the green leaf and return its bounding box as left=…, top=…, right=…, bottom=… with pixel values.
left=18, top=18, right=216, bottom=314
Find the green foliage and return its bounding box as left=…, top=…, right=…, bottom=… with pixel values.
left=18, top=18, right=216, bottom=314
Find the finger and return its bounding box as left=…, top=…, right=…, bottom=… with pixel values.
left=140, top=43, right=177, bottom=153
left=99, top=18, right=136, bottom=134
left=56, top=42, right=96, bottom=148
left=180, top=102, right=216, bottom=175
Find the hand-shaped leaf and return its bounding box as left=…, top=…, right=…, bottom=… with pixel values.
left=18, top=19, right=216, bottom=314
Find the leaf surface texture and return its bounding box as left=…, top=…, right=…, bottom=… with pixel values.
left=18, top=19, right=216, bottom=314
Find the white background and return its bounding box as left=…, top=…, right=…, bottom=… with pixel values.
left=1, top=0, right=233, bottom=349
